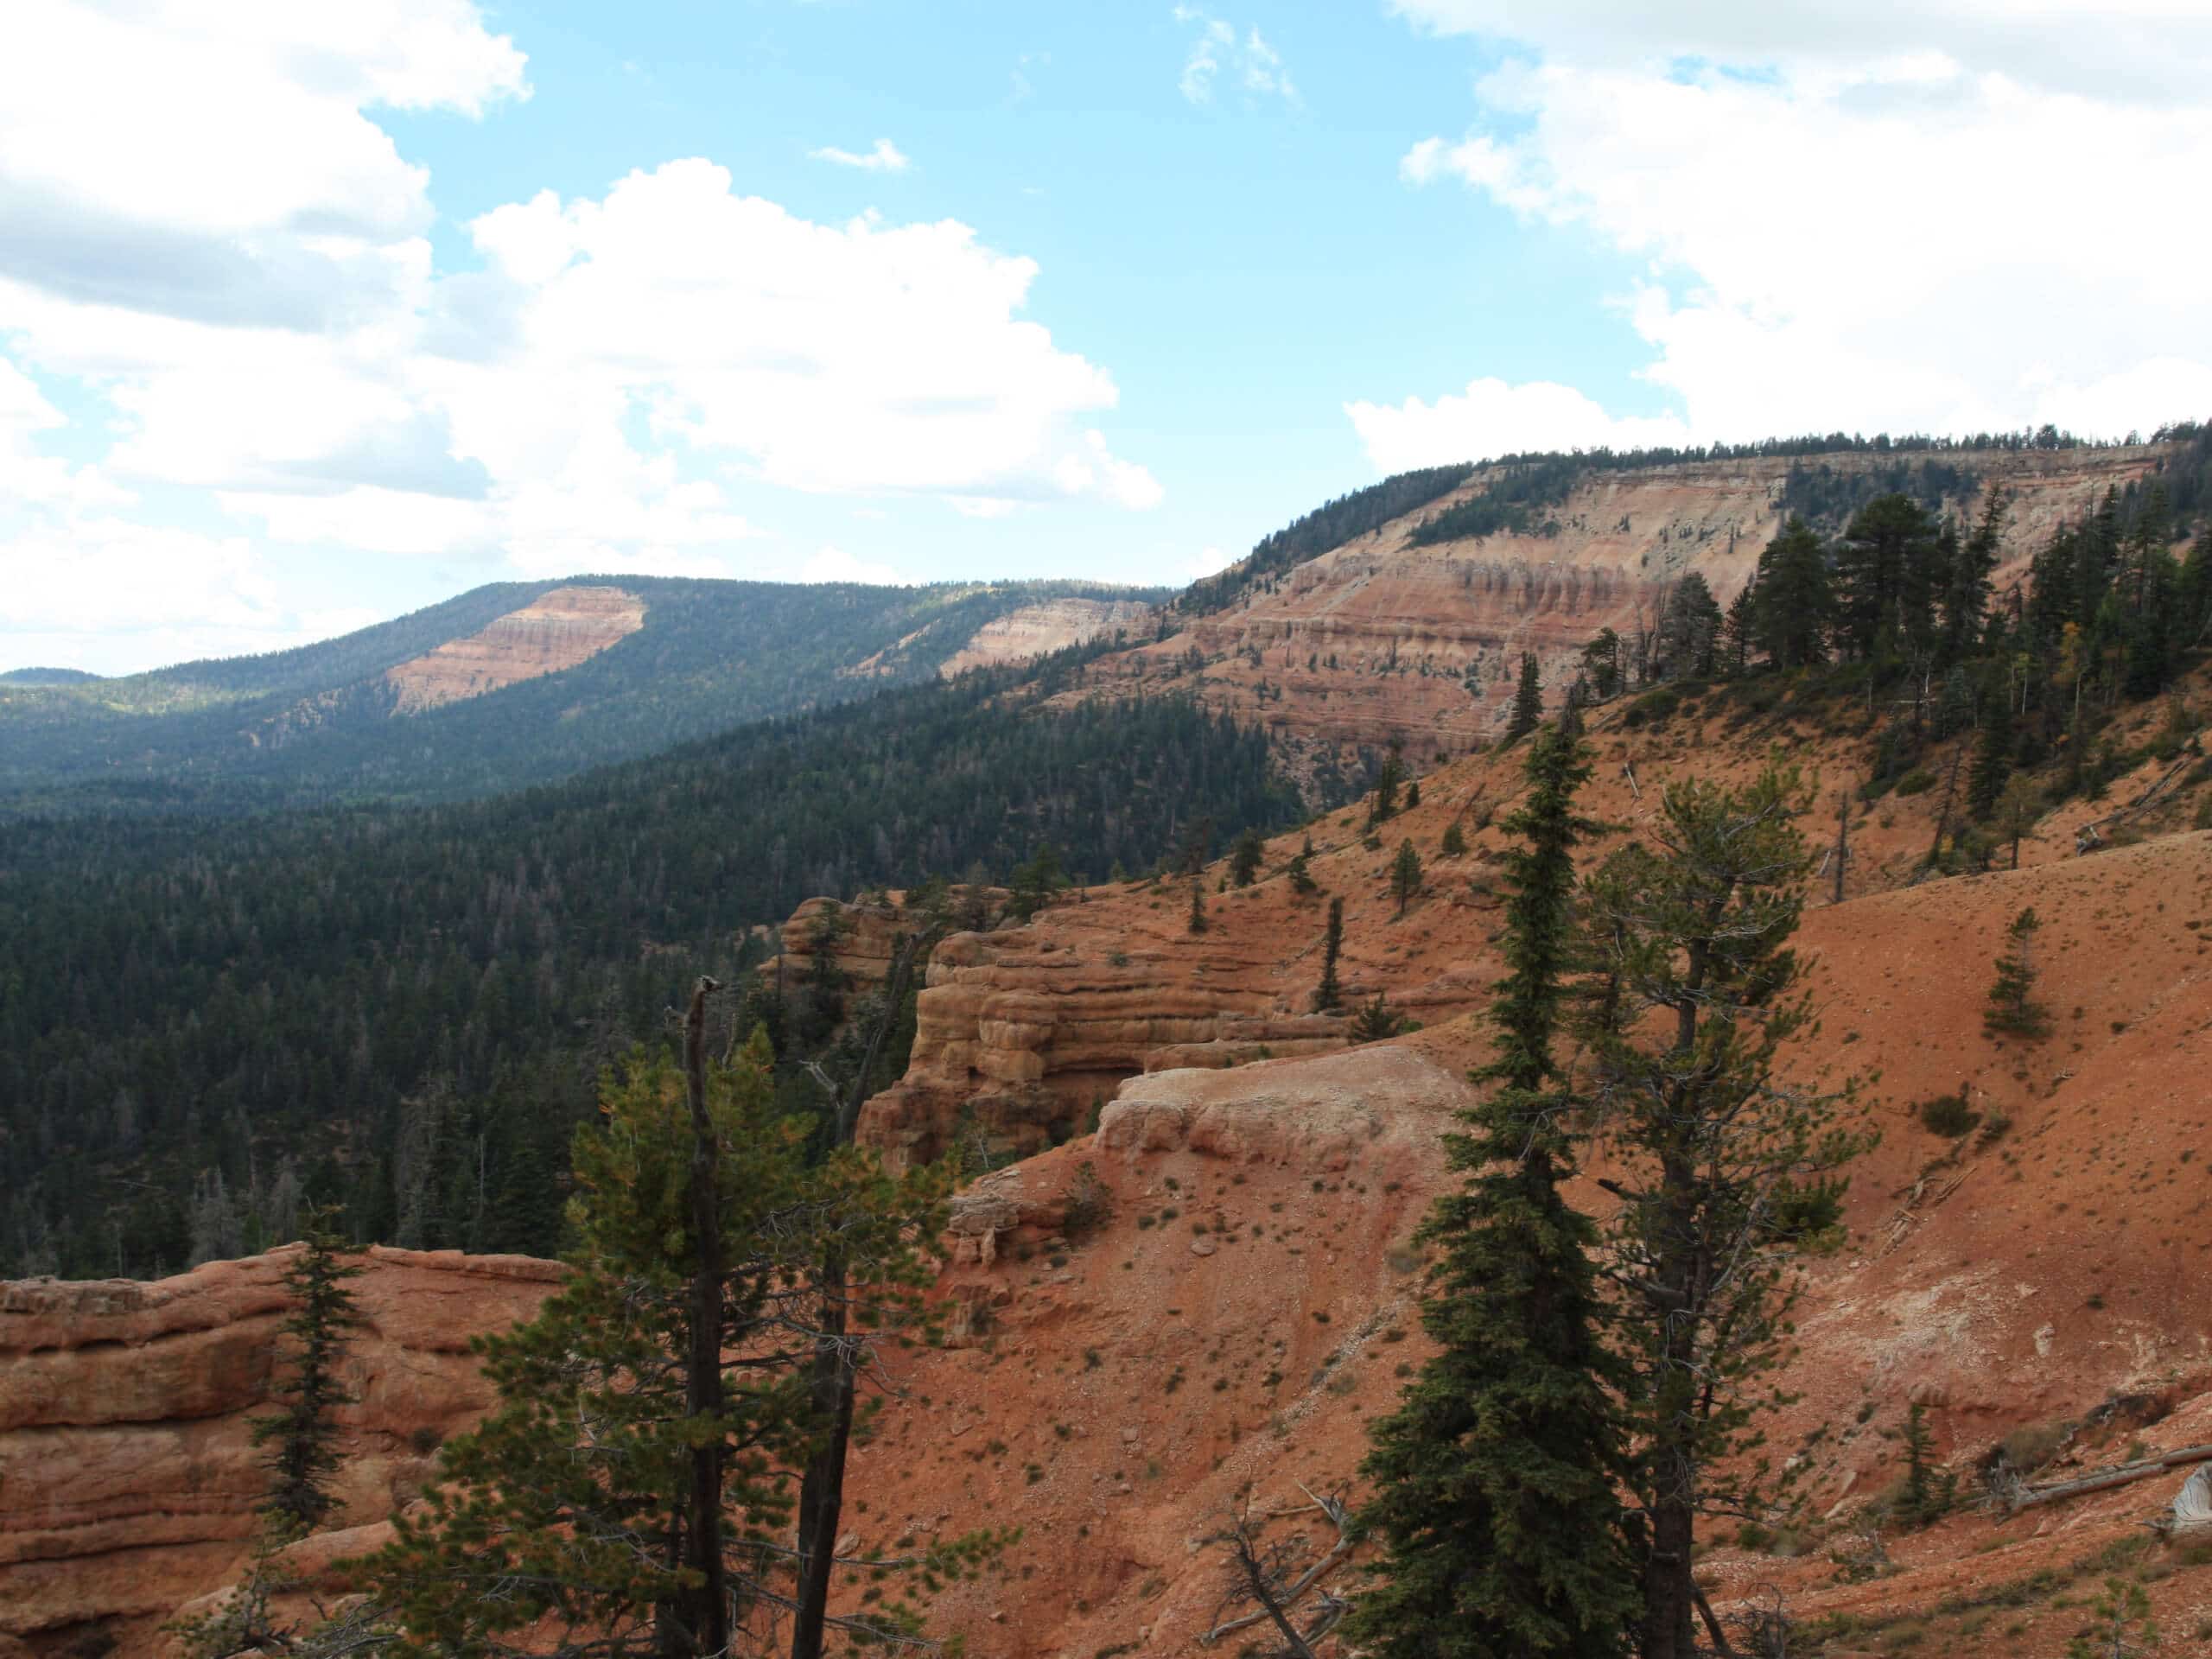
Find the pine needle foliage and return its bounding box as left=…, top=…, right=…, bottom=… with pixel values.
left=250, top=1207, right=364, bottom=1539
left=1351, top=722, right=1638, bottom=1659
left=1578, top=767, right=1870, bottom=1659
left=345, top=1033, right=1004, bottom=1656
left=1505, top=654, right=1544, bottom=745
left=1984, top=906, right=2051, bottom=1039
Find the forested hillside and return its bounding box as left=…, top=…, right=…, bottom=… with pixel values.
left=0, top=576, right=1163, bottom=812
left=0, top=648, right=1309, bottom=1278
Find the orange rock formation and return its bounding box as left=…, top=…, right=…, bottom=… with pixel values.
left=385, top=585, right=645, bottom=713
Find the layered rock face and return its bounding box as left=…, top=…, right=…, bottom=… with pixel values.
left=933, top=597, right=1155, bottom=677
left=0, top=1246, right=558, bottom=1648
left=385, top=585, right=645, bottom=713
left=1061, top=445, right=2173, bottom=761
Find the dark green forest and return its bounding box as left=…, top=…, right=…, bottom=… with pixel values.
left=0, top=577, right=1163, bottom=813
left=0, top=649, right=1309, bottom=1279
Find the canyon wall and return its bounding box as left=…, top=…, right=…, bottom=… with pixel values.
left=0, top=1247, right=558, bottom=1649
left=1062, top=445, right=2175, bottom=760
left=934, top=597, right=1156, bottom=677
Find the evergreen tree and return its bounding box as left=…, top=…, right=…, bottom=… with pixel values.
left=1505, top=653, right=1543, bottom=744
left=2066, top=1577, right=2159, bottom=1659
left=1655, top=574, right=1722, bottom=680
left=1579, top=769, right=1868, bottom=1659
left=1187, top=877, right=1209, bottom=934
left=1391, top=839, right=1424, bottom=917
left=1350, top=993, right=1402, bottom=1043
left=1441, top=820, right=1468, bottom=858
left=1006, top=842, right=1066, bottom=920
left=1406, top=779, right=1422, bottom=809
left=348, top=1033, right=999, bottom=1656
left=1983, top=906, right=2050, bottom=1039
left=1719, top=582, right=1756, bottom=677
left=1287, top=850, right=1319, bottom=895
left=1898, top=1402, right=1953, bottom=1528
left=1967, top=691, right=2013, bottom=819
left=1835, top=493, right=1939, bottom=660
left=1942, top=489, right=2005, bottom=665
left=1351, top=721, right=1635, bottom=1659
left=1230, top=829, right=1265, bottom=888
left=1751, top=518, right=1834, bottom=670
left=1313, top=897, right=1344, bottom=1012
left=1994, top=772, right=2041, bottom=870
left=1580, top=629, right=1623, bottom=701
left=250, top=1207, right=364, bottom=1539
left=1369, top=742, right=1406, bottom=828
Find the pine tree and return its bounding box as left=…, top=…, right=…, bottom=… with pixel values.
left=1286, top=850, right=1319, bottom=894
left=1187, top=877, right=1209, bottom=934
left=1350, top=722, right=1636, bottom=1659
left=1350, top=993, right=1401, bottom=1043
left=1967, top=692, right=2013, bottom=819
left=1505, top=653, right=1543, bottom=744
left=1655, top=573, right=1722, bottom=680
left=1983, top=906, right=2050, bottom=1039
left=348, top=1032, right=1001, bottom=1655
left=1836, top=493, right=1939, bottom=660
left=1898, top=1402, right=1953, bottom=1528
left=1313, top=897, right=1344, bottom=1012
left=250, top=1207, right=364, bottom=1538
left=1579, top=769, right=1869, bottom=1659
left=1751, top=517, right=1833, bottom=670
left=1441, top=821, right=1468, bottom=858
left=1391, top=838, right=1424, bottom=917
left=2067, top=1577, right=2159, bottom=1659
left=1369, top=742, right=1406, bottom=828
left=1406, top=779, right=1422, bottom=809
left=1994, top=772, right=2041, bottom=870
left=1230, top=829, right=1265, bottom=888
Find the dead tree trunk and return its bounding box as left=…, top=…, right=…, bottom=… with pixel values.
left=682, top=977, right=728, bottom=1656
left=790, top=930, right=941, bottom=1659
left=1833, top=789, right=1850, bottom=906
left=2010, top=1442, right=2212, bottom=1513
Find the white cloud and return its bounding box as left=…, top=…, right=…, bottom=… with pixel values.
left=1184, top=544, right=1236, bottom=579
left=0, top=514, right=382, bottom=673
left=800, top=545, right=907, bottom=587
left=809, top=137, right=912, bottom=173
left=1174, top=9, right=1299, bottom=107
left=0, top=4, right=1158, bottom=668
left=1348, top=378, right=1694, bottom=471
left=1386, top=1, right=2212, bottom=104
left=1366, top=9, right=2212, bottom=465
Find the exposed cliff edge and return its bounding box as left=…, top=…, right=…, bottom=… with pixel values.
left=0, top=1247, right=559, bottom=1648
left=385, top=585, right=646, bottom=713
left=1058, top=445, right=2177, bottom=763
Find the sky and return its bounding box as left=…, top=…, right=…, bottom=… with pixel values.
left=3, top=2, right=2209, bottom=674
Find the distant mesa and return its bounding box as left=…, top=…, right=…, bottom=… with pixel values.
left=0, top=666, right=104, bottom=685
left=385, top=585, right=646, bottom=714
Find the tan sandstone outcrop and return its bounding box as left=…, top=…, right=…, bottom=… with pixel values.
left=934, top=597, right=1156, bottom=678
left=0, top=1246, right=558, bottom=1648
left=385, top=585, right=645, bottom=713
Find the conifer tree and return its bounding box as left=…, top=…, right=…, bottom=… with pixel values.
left=1751, top=518, right=1833, bottom=670
left=1287, top=850, right=1319, bottom=895
left=1994, top=772, right=2041, bottom=870
left=1967, top=692, right=2013, bottom=819
left=1984, top=906, right=2050, bottom=1039
left=1406, top=779, right=1422, bottom=809
left=1230, top=829, right=1265, bottom=887
left=1440, top=820, right=1467, bottom=858
left=348, top=1031, right=1000, bottom=1656
left=1579, top=768, right=1868, bottom=1659
left=1351, top=721, right=1636, bottom=1659
left=1391, top=838, right=1424, bottom=916
left=1350, top=992, right=1402, bottom=1044
left=251, top=1207, right=364, bottom=1538
left=1313, top=897, right=1344, bottom=1012
left=1187, top=877, right=1209, bottom=934
left=1505, top=653, right=1543, bottom=744
left=1369, top=742, right=1406, bottom=828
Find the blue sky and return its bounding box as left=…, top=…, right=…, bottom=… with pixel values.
left=3, top=0, right=2209, bottom=672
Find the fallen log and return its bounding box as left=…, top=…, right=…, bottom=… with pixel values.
left=2009, top=1441, right=2212, bottom=1513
